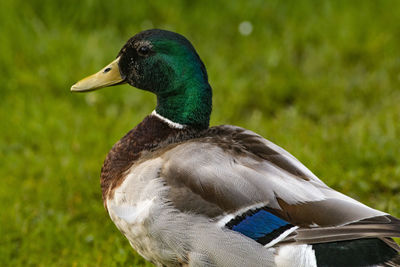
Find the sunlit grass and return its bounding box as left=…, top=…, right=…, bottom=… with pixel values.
left=1, top=0, right=400, bottom=266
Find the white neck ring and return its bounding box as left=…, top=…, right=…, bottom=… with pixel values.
left=151, top=110, right=186, bottom=129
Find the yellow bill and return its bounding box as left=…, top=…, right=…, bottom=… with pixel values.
left=71, top=57, right=125, bottom=92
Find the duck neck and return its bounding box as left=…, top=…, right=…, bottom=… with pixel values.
left=155, top=79, right=212, bottom=130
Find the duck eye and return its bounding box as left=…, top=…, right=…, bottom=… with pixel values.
left=138, top=46, right=150, bottom=56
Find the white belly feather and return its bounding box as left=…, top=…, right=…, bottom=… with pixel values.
left=106, top=158, right=179, bottom=265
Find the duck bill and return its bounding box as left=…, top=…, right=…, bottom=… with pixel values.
left=71, top=57, right=125, bottom=92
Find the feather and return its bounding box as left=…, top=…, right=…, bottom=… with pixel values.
left=224, top=207, right=293, bottom=243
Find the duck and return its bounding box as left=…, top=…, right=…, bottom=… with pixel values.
left=71, top=29, right=400, bottom=267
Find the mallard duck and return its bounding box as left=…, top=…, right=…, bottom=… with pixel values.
left=71, top=29, right=400, bottom=267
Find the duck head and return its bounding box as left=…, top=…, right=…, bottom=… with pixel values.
left=71, top=29, right=212, bottom=129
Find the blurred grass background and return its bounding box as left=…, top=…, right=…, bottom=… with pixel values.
left=1, top=0, right=400, bottom=266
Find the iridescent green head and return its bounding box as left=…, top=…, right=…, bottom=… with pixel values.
left=71, top=29, right=212, bottom=129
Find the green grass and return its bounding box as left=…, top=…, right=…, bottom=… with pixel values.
left=1, top=0, right=400, bottom=266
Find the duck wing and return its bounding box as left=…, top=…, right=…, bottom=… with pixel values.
left=160, top=125, right=400, bottom=245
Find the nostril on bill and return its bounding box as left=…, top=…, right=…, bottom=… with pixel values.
left=104, top=67, right=111, bottom=73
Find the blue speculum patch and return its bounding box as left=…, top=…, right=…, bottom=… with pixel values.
left=227, top=208, right=290, bottom=241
